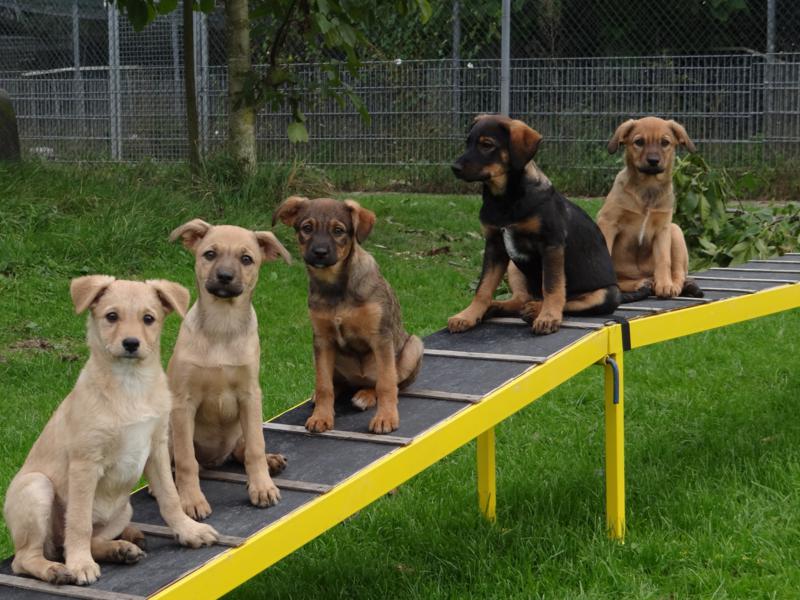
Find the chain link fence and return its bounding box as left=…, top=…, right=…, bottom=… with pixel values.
left=1, top=0, right=799, bottom=181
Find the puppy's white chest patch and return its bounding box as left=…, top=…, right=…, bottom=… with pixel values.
left=105, top=418, right=157, bottom=486
left=502, top=228, right=528, bottom=262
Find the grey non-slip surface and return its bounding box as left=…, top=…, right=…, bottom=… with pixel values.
left=0, top=535, right=225, bottom=598
left=2, top=258, right=797, bottom=598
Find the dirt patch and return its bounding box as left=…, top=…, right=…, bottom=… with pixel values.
left=9, top=337, right=55, bottom=351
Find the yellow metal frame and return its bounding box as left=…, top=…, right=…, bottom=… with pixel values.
left=151, top=282, right=799, bottom=599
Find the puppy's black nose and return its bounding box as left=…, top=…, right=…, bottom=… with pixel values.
left=451, top=161, right=463, bottom=175
left=312, top=247, right=329, bottom=258
left=647, top=155, right=660, bottom=166
left=216, top=269, right=234, bottom=284
left=122, top=337, right=140, bottom=353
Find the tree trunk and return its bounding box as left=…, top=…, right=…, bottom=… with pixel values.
left=183, top=0, right=201, bottom=174
left=225, top=0, right=256, bottom=174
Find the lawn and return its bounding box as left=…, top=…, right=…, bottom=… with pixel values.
left=1, top=162, right=799, bottom=599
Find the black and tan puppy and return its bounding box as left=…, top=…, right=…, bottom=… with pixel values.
left=273, top=197, right=423, bottom=434
left=449, top=114, right=621, bottom=335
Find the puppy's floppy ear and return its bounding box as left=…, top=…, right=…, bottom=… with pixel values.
left=169, top=219, right=212, bottom=252
left=668, top=120, right=696, bottom=153
left=272, top=196, right=308, bottom=227
left=254, top=231, right=292, bottom=264
left=146, top=279, right=191, bottom=319
left=344, top=199, right=376, bottom=243
left=608, top=119, right=637, bottom=154
left=506, top=119, right=543, bottom=169
left=70, top=275, right=116, bottom=314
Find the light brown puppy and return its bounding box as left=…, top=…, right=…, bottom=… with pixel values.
left=596, top=116, right=702, bottom=298
left=273, top=197, right=423, bottom=434
left=3, top=276, right=218, bottom=586
left=168, top=220, right=291, bottom=520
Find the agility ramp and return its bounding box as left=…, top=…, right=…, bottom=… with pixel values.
left=2, top=255, right=799, bottom=599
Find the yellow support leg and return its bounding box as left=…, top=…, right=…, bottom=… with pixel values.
left=604, top=349, right=625, bottom=541
left=477, top=427, right=497, bottom=522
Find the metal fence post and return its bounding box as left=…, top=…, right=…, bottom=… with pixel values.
left=107, top=3, right=122, bottom=160
left=500, top=0, right=510, bottom=116
left=72, top=0, right=85, bottom=138
left=764, top=0, right=776, bottom=161
left=452, top=0, right=461, bottom=129
left=196, top=10, right=210, bottom=158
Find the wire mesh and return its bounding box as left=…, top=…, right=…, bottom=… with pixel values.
left=0, top=0, right=799, bottom=174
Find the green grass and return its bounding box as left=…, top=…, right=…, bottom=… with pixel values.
left=1, top=162, right=799, bottom=599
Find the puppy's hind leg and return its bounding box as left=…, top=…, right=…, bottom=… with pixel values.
left=485, top=262, right=532, bottom=319
left=4, top=472, right=75, bottom=584
left=397, top=335, right=424, bottom=389
left=91, top=503, right=145, bottom=565
left=563, top=285, right=621, bottom=316
left=232, top=435, right=287, bottom=476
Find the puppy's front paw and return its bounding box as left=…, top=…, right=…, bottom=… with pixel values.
left=369, top=407, right=399, bottom=434
left=248, top=479, right=281, bottom=507
left=532, top=311, right=561, bottom=335
left=352, top=388, right=378, bottom=410
left=44, top=563, right=75, bottom=585
left=66, top=557, right=100, bottom=585
left=305, top=411, right=334, bottom=433
left=447, top=311, right=478, bottom=333
left=175, top=520, right=219, bottom=548
left=267, top=452, right=287, bottom=475
left=654, top=279, right=682, bottom=298
left=107, top=540, right=146, bottom=564
left=180, top=488, right=212, bottom=520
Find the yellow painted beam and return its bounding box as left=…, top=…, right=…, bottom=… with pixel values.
left=150, top=329, right=609, bottom=600
left=603, top=326, right=625, bottom=541
left=477, top=428, right=497, bottom=522
left=629, top=284, right=800, bottom=349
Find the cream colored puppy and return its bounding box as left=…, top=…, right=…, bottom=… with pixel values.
left=169, top=220, right=291, bottom=520
left=3, top=276, right=218, bottom=586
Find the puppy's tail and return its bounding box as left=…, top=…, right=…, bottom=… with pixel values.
left=680, top=278, right=704, bottom=298
left=619, top=283, right=652, bottom=304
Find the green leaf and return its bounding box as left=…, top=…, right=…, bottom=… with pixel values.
left=157, top=0, right=178, bottom=15
left=198, top=0, right=215, bottom=12
left=287, top=121, right=309, bottom=143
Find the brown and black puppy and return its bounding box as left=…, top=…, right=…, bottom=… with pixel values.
left=597, top=116, right=702, bottom=298
left=273, top=197, right=423, bottom=434
left=449, top=114, right=621, bottom=335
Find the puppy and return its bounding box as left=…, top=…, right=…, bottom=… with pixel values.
left=449, top=114, right=621, bottom=335
left=168, top=220, right=291, bottom=520
left=597, top=116, right=702, bottom=298
left=3, top=276, right=218, bottom=586
left=273, top=197, right=423, bottom=434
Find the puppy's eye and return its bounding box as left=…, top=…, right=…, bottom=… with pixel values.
left=300, top=223, right=313, bottom=234
left=634, top=139, right=645, bottom=147
left=333, top=226, right=346, bottom=235
left=661, top=139, right=671, bottom=147
left=203, top=250, right=216, bottom=261
left=479, top=140, right=494, bottom=150
left=241, top=255, right=254, bottom=265
left=143, top=314, right=155, bottom=326
left=106, top=312, right=118, bottom=323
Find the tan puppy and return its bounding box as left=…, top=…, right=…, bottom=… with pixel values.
left=168, top=220, right=291, bottom=520
left=3, top=276, right=218, bottom=586
left=273, top=197, right=423, bottom=434
left=597, top=116, right=702, bottom=298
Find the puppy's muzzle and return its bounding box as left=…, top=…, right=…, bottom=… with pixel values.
left=451, top=158, right=489, bottom=182
left=304, top=246, right=337, bottom=269
left=206, top=269, right=244, bottom=298
left=638, top=155, right=664, bottom=175
left=121, top=337, right=140, bottom=358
